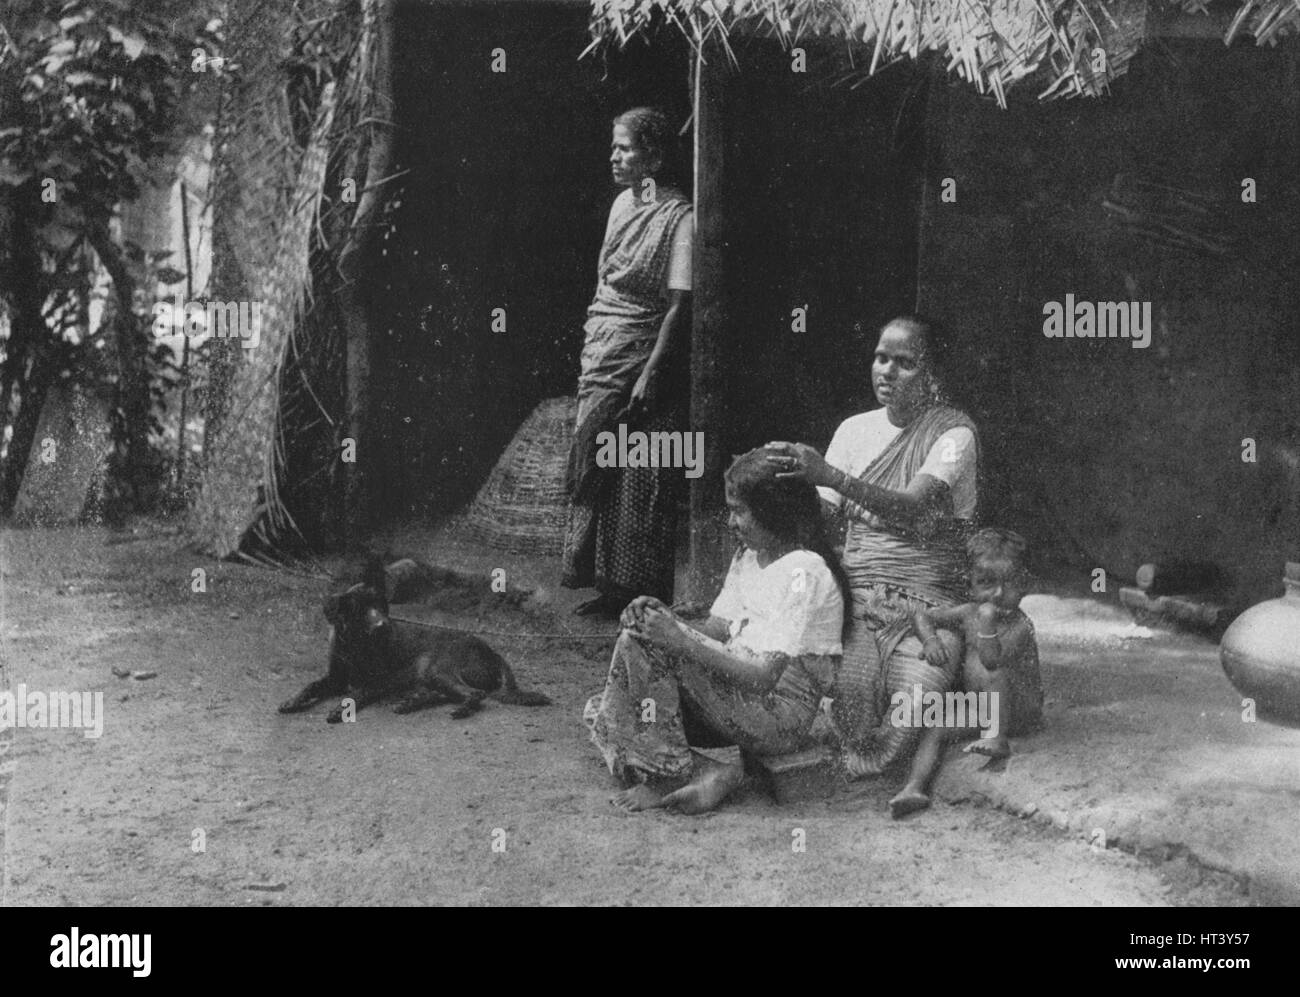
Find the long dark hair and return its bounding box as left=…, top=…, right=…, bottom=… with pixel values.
left=725, top=447, right=854, bottom=635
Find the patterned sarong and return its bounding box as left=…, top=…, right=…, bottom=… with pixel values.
left=585, top=627, right=820, bottom=786
left=562, top=403, right=681, bottom=601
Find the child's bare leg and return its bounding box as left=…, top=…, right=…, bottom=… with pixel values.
left=890, top=726, right=946, bottom=818
left=963, top=666, right=1011, bottom=759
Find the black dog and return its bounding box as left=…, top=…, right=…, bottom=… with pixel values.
left=278, top=559, right=551, bottom=723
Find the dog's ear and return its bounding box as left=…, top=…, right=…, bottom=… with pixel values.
left=323, top=593, right=341, bottom=623
left=361, top=555, right=388, bottom=599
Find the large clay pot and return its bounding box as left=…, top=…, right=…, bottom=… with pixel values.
left=1219, top=562, right=1300, bottom=724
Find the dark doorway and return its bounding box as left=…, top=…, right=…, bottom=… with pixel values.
left=371, top=1, right=691, bottom=522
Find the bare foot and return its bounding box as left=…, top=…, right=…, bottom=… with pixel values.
left=610, top=783, right=664, bottom=812
left=659, top=759, right=744, bottom=815
left=888, top=789, right=931, bottom=819
left=964, top=735, right=1010, bottom=759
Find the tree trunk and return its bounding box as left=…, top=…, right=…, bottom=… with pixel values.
left=338, top=0, right=396, bottom=542
left=0, top=199, right=53, bottom=516
left=87, top=219, right=152, bottom=513
left=0, top=341, right=57, bottom=517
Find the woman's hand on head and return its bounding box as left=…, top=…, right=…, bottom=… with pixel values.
left=765, top=441, right=834, bottom=489
left=620, top=595, right=669, bottom=630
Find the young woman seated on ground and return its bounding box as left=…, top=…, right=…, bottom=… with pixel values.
left=583, top=447, right=851, bottom=814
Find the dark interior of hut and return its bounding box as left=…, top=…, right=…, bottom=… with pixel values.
left=371, top=2, right=691, bottom=523
left=365, top=0, right=1299, bottom=607
left=372, top=4, right=931, bottom=521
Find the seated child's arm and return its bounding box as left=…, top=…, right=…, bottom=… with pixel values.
left=973, top=609, right=1032, bottom=672
left=913, top=604, right=971, bottom=669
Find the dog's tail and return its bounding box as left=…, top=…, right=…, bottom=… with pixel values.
left=493, top=659, right=552, bottom=707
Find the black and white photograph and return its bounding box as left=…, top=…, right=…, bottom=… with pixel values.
left=0, top=0, right=1297, bottom=924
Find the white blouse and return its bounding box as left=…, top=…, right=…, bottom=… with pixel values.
left=816, top=408, right=977, bottom=519
left=708, top=548, right=844, bottom=658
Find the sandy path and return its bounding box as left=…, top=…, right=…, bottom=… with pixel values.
left=0, top=525, right=1247, bottom=905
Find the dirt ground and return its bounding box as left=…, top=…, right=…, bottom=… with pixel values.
left=0, top=523, right=1252, bottom=906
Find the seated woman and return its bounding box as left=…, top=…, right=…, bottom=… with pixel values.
left=767, top=315, right=979, bottom=777
left=584, top=447, right=851, bottom=814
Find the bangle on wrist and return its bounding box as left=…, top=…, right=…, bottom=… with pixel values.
left=977, top=631, right=1000, bottom=640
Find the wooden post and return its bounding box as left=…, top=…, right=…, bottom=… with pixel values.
left=687, top=42, right=733, bottom=601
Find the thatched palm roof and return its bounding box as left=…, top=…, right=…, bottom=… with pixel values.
left=586, top=1, right=1299, bottom=105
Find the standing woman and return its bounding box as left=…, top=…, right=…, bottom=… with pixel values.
left=562, top=107, right=694, bottom=618
left=767, top=316, right=980, bottom=775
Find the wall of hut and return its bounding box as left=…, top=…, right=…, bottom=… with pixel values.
left=916, top=39, right=1300, bottom=604
left=367, top=4, right=1297, bottom=606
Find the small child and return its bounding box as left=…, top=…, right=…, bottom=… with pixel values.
left=888, top=528, right=1044, bottom=819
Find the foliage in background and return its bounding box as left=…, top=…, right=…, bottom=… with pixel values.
left=0, top=0, right=219, bottom=517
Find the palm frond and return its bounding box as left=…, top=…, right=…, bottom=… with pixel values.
left=188, top=0, right=352, bottom=557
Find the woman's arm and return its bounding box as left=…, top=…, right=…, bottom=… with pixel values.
left=640, top=608, right=787, bottom=694
left=631, top=290, right=691, bottom=408
left=677, top=615, right=731, bottom=643
left=626, top=595, right=730, bottom=644
left=827, top=468, right=952, bottom=532
left=670, top=636, right=837, bottom=698
left=768, top=441, right=953, bottom=533
left=677, top=636, right=791, bottom=694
